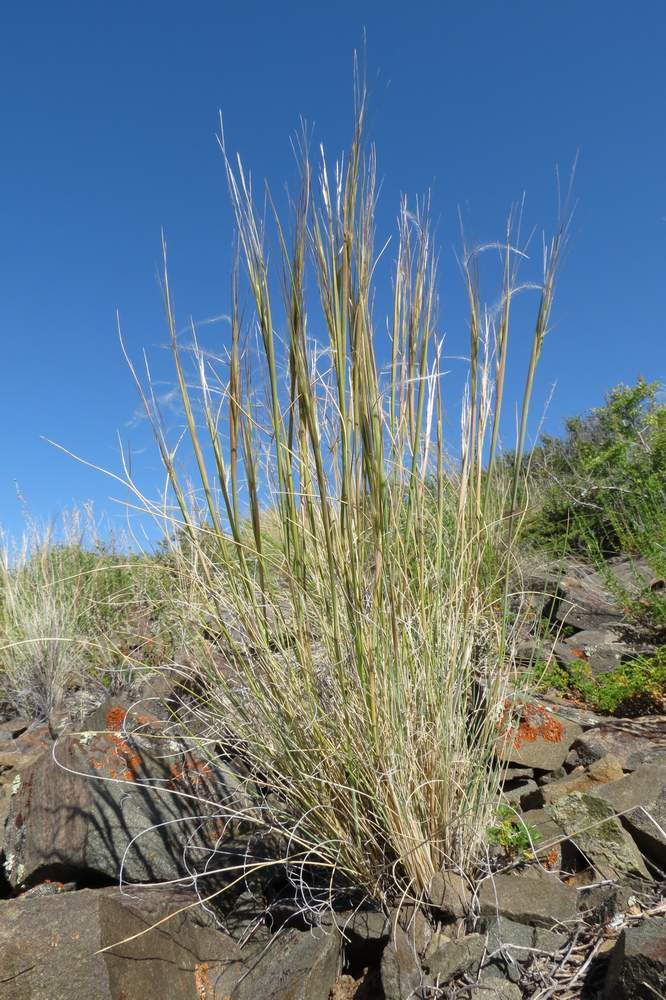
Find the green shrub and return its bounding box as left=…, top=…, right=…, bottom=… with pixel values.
left=524, top=378, right=666, bottom=557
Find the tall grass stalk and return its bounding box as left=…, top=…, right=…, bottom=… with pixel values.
left=126, top=86, right=568, bottom=908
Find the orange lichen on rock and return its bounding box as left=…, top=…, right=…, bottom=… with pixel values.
left=542, top=847, right=559, bottom=870
left=498, top=701, right=564, bottom=750
left=195, top=961, right=211, bottom=1000
left=168, top=754, right=213, bottom=789
left=105, top=706, right=126, bottom=732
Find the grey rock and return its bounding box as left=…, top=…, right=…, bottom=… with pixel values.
left=380, top=924, right=423, bottom=1000
left=539, top=755, right=626, bottom=806
left=428, top=870, right=471, bottom=920
left=0, top=886, right=243, bottom=1000
left=468, top=983, right=522, bottom=1000
left=604, top=916, right=666, bottom=999
left=557, top=629, right=639, bottom=677
left=426, top=933, right=485, bottom=984
left=481, top=915, right=566, bottom=958
left=566, top=719, right=666, bottom=771
left=3, top=702, right=275, bottom=888
left=589, top=763, right=665, bottom=815
left=620, top=788, right=666, bottom=870
left=478, top=868, right=577, bottom=928
left=604, top=555, right=665, bottom=598
left=551, top=564, right=624, bottom=631
left=498, top=702, right=583, bottom=772
left=501, top=779, right=539, bottom=808
left=233, top=926, right=340, bottom=1000
left=518, top=808, right=566, bottom=869
left=547, top=791, right=652, bottom=881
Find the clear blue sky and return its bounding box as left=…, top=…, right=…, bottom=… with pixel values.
left=2, top=1, right=665, bottom=541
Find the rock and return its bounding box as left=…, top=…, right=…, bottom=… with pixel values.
left=588, top=763, right=665, bottom=815
left=620, top=788, right=666, bottom=870
left=498, top=701, right=583, bottom=772
left=3, top=700, right=275, bottom=888
left=557, top=629, right=639, bottom=677
left=518, top=808, right=566, bottom=869
left=0, top=718, right=29, bottom=739
left=481, top=915, right=566, bottom=956
left=552, top=564, right=624, bottom=631
left=233, top=926, right=340, bottom=1000
left=539, top=755, right=626, bottom=806
left=478, top=867, right=577, bottom=928
left=428, top=870, right=470, bottom=919
left=426, top=933, right=485, bottom=984
left=0, top=885, right=243, bottom=1000
left=503, top=765, right=535, bottom=781
left=380, top=924, right=422, bottom=1000
left=502, top=779, right=539, bottom=808
left=604, top=916, right=666, bottom=999
left=468, top=983, right=522, bottom=1000
left=566, top=719, right=666, bottom=771
left=547, top=791, right=652, bottom=881
left=605, top=555, right=665, bottom=598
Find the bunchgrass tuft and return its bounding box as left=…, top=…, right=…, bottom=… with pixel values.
left=120, top=81, right=569, bottom=911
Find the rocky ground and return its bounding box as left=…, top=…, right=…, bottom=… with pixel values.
left=0, top=557, right=664, bottom=999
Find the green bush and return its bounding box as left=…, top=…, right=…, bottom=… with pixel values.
left=524, top=378, right=666, bottom=557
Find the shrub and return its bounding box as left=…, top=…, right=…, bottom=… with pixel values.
left=523, top=378, right=666, bottom=557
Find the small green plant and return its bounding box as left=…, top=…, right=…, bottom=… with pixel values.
left=488, top=805, right=542, bottom=857
left=535, top=647, right=666, bottom=715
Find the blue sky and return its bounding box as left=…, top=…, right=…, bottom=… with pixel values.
left=2, top=1, right=665, bottom=541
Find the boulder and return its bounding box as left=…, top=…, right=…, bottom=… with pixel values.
left=498, top=702, right=583, bottom=772
left=0, top=886, right=242, bottom=1000
left=557, top=629, right=640, bottom=677
left=233, top=926, right=340, bottom=1000
left=518, top=808, right=566, bottom=870
left=428, top=870, right=470, bottom=919
left=547, top=792, right=652, bottom=881
left=538, top=755, right=626, bottom=806
left=425, top=933, right=485, bottom=984
left=551, top=565, right=624, bottom=631
left=478, top=868, right=577, bottom=928
left=3, top=700, right=274, bottom=889
left=380, top=924, right=422, bottom=1000
left=604, top=916, right=666, bottom=999
left=566, top=719, right=666, bottom=771
left=468, top=984, right=522, bottom=1000
left=604, top=555, right=665, bottom=598
left=621, top=791, right=666, bottom=870
left=481, top=915, right=566, bottom=956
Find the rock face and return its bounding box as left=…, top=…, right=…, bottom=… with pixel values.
left=0, top=886, right=243, bottom=1000
left=426, top=933, right=485, bottom=984
left=233, top=926, right=340, bottom=1000
left=547, top=792, right=651, bottom=881
left=380, top=924, right=422, bottom=1000
left=604, top=916, right=666, bottom=999
left=498, top=701, right=583, bottom=771
left=3, top=704, right=270, bottom=889
left=478, top=868, right=578, bottom=928
left=566, top=718, right=666, bottom=771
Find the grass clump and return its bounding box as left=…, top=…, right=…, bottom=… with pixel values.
left=120, top=78, right=568, bottom=910
left=0, top=508, right=178, bottom=719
